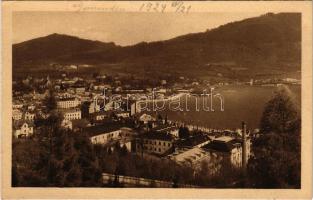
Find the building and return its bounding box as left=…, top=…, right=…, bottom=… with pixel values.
left=27, top=104, right=36, bottom=111
left=86, top=124, right=133, bottom=152
left=92, top=111, right=109, bottom=121
left=61, top=108, right=82, bottom=120
left=12, top=109, right=23, bottom=121
left=88, top=101, right=101, bottom=114
left=168, top=147, right=209, bottom=168
left=176, top=133, right=211, bottom=148
left=139, top=113, right=156, bottom=124
left=153, top=125, right=179, bottom=137
left=61, top=119, right=73, bottom=130
left=56, top=97, right=81, bottom=109
left=130, top=101, right=141, bottom=116
left=61, top=118, right=90, bottom=131
left=74, top=87, right=86, bottom=94
left=13, top=121, right=34, bottom=138
left=88, top=126, right=122, bottom=144
left=202, top=135, right=251, bottom=169
left=115, top=111, right=130, bottom=118
left=136, top=132, right=174, bottom=156
left=13, top=102, right=23, bottom=109
left=120, top=127, right=137, bottom=139
left=24, top=111, right=35, bottom=121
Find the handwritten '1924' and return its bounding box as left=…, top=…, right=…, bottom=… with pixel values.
left=139, top=2, right=191, bottom=14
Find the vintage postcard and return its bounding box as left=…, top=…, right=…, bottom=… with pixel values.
left=1, top=1, right=312, bottom=199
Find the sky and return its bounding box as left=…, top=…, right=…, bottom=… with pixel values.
left=13, top=12, right=265, bottom=46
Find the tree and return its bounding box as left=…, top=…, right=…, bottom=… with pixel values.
left=247, top=86, right=300, bottom=188
left=43, top=89, right=57, bottom=112
left=13, top=112, right=103, bottom=187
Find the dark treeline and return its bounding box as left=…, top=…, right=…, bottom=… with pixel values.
left=12, top=130, right=242, bottom=187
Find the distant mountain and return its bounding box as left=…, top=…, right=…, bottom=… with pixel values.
left=13, top=13, right=301, bottom=77
left=13, top=33, right=118, bottom=65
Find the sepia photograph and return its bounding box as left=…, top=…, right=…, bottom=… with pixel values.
left=1, top=1, right=312, bottom=199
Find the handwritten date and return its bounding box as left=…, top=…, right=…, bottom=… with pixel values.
left=139, top=2, right=191, bottom=14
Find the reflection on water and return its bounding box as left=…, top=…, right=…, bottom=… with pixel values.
left=147, top=85, right=301, bottom=130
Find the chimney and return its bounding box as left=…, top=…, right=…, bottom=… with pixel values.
left=242, top=121, right=247, bottom=171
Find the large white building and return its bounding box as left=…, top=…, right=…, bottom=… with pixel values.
left=57, top=97, right=81, bottom=109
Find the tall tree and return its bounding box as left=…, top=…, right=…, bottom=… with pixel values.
left=247, top=86, right=301, bottom=188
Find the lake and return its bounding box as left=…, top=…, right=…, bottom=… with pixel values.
left=145, top=85, right=301, bottom=130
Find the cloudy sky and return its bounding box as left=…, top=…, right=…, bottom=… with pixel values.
left=13, top=12, right=265, bottom=46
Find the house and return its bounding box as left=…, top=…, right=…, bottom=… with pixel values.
left=12, top=109, right=23, bottom=121
left=136, top=132, right=174, bottom=156
left=13, top=120, right=34, bottom=138
left=56, top=97, right=81, bottom=109
left=24, top=111, right=35, bottom=121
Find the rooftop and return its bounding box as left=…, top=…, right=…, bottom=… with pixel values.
left=202, top=137, right=242, bottom=153
left=176, top=133, right=211, bottom=148
left=139, top=131, right=174, bottom=141
left=169, top=147, right=207, bottom=164
left=84, top=122, right=129, bottom=137
left=214, top=136, right=234, bottom=143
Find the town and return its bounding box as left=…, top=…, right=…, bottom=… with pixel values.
left=12, top=67, right=301, bottom=187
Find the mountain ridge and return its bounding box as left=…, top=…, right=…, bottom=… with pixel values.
left=13, top=12, right=301, bottom=77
